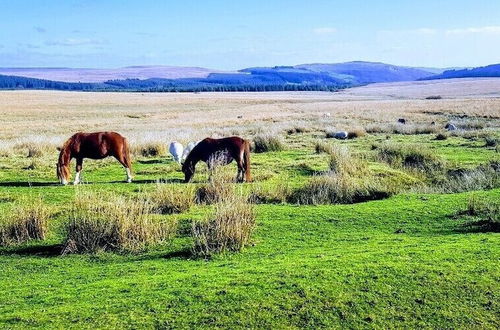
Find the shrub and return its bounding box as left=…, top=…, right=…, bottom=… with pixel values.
left=328, top=144, right=367, bottom=176
left=192, top=192, right=255, bottom=257
left=425, top=95, right=442, bottom=100
left=253, top=134, right=285, bottom=153
left=289, top=172, right=390, bottom=205
left=0, top=198, right=51, bottom=246
left=132, top=142, right=167, bottom=157
left=377, top=143, right=445, bottom=173
left=249, top=180, right=292, bottom=204
left=63, top=192, right=176, bottom=253
left=434, top=133, right=448, bottom=140
left=286, top=126, right=309, bottom=135
left=149, top=183, right=195, bottom=214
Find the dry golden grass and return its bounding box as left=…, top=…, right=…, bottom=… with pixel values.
left=0, top=79, right=498, bottom=148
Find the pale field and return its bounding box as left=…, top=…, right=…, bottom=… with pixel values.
left=0, top=78, right=499, bottom=149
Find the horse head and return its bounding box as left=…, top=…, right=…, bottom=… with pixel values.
left=56, top=161, right=70, bottom=185
left=181, top=160, right=194, bottom=183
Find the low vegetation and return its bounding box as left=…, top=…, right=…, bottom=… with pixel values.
left=377, top=142, right=445, bottom=173
left=149, top=183, right=195, bottom=214
left=461, top=195, right=499, bottom=232
left=132, top=142, right=167, bottom=157
left=63, top=192, right=176, bottom=253
left=0, top=198, right=51, bottom=246
left=192, top=192, right=255, bottom=257
left=253, top=133, right=285, bottom=153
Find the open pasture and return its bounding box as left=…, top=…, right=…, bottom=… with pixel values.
left=0, top=81, right=499, bottom=328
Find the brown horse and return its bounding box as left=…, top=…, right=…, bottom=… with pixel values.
left=56, top=132, right=132, bottom=185
left=182, top=136, right=251, bottom=183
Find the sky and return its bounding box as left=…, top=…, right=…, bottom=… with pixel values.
left=0, top=0, right=499, bottom=69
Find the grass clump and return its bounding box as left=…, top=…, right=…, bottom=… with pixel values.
left=253, top=134, right=285, bottom=153
left=63, top=192, right=176, bottom=254
left=443, top=162, right=500, bottom=193
left=149, top=183, right=195, bottom=214
left=461, top=195, right=499, bottom=232
left=328, top=144, right=367, bottom=175
left=377, top=142, right=445, bottom=173
left=290, top=173, right=389, bottom=205
left=132, top=142, right=167, bottom=157
left=192, top=192, right=255, bottom=257
left=314, top=140, right=332, bottom=154
left=347, top=128, right=366, bottom=139
left=484, top=136, right=499, bottom=147
left=0, top=198, right=51, bottom=246
left=434, top=133, right=448, bottom=140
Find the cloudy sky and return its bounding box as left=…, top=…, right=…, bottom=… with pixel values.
left=1, top=0, right=499, bottom=69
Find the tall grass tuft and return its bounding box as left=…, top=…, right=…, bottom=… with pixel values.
left=253, top=133, right=285, bottom=153
left=0, top=198, right=51, bottom=246
left=132, top=142, right=167, bottom=157
left=328, top=144, right=367, bottom=175
left=192, top=192, right=255, bottom=257
left=149, top=183, right=195, bottom=214
left=462, top=195, right=499, bottom=232
left=377, top=142, right=445, bottom=173
left=63, top=191, right=176, bottom=253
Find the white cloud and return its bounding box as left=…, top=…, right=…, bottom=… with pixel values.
left=45, top=38, right=106, bottom=46
left=445, top=26, right=500, bottom=35
left=312, top=27, right=337, bottom=35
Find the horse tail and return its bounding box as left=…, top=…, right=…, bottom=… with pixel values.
left=243, top=139, right=251, bottom=182
left=122, top=137, right=132, bottom=170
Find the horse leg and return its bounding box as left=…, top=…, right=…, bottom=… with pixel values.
left=115, top=155, right=133, bottom=183
left=74, top=158, right=83, bottom=185
left=236, top=158, right=244, bottom=183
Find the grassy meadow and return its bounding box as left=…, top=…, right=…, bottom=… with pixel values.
left=0, top=82, right=499, bottom=328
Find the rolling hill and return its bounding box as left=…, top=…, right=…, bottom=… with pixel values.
left=422, top=63, right=500, bottom=80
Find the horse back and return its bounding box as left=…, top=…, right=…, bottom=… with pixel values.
left=71, top=132, right=125, bottom=159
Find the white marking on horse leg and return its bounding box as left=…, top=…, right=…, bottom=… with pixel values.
left=73, top=171, right=81, bottom=185
left=61, top=179, right=68, bottom=185
left=126, top=168, right=132, bottom=183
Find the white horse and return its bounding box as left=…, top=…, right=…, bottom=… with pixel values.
left=169, top=141, right=184, bottom=164
left=181, top=140, right=200, bottom=163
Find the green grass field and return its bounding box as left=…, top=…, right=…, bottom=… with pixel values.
left=0, top=130, right=499, bottom=328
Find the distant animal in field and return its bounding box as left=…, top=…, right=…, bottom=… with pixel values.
left=334, top=131, right=348, bottom=140
left=182, top=136, right=251, bottom=183
left=56, top=131, right=132, bottom=185
left=237, top=115, right=243, bottom=119
left=181, top=141, right=199, bottom=163
left=431, top=121, right=436, bottom=125
left=323, top=113, right=331, bottom=118
left=169, top=141, right=184, bottom=164
left=397, top=118, right=406, bottom=124
left=445, top=123, right=457, bottom=131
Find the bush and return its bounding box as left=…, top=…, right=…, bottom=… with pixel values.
left=249, top=180, right=292, bottom=204
left=0, top=198, right=51, bottom=246
left=63, top=192, right=176, bottom=253
left=132, top=142, right=167, bottom=157
left=425, top=95, right=442, bottom=100
left=149, top=183, right=194, bottom=214
left=443, top=162, right=500, bottom=193
left=192, top=192, right=255, bottom=257
left=253, top=134, right=285, bottom=153
left=377, top=143, right=445, bottom=173
left=290, top=172, right=390, bottom=205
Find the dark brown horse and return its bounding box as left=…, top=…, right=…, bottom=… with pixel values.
left=182, top=136, right=251, bottom=183
left=56, top=132, right=132, bottom=185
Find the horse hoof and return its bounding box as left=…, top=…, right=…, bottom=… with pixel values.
left=126, top=179, right=132, bottom=183
left=73, top=181, right=79, bottom=185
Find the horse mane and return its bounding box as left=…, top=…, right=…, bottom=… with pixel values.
left=58, top=134, right=77, bottom=165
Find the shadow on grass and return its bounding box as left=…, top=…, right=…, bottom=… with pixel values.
left=0, top=181, right=58, bottom=187
left=0, top=244, right=63, bottom=257
left=0, top=179, right=186, bottom=187
left=137, top=159, right=167, bottom=164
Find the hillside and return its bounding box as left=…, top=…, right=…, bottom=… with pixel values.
left=296, top=61, right=437, bottom=84
left=423, top=63, right=500, bottom=80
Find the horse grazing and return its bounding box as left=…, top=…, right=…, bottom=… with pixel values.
left=181, top=140, right=200, bottom=163
left=56, top=132, right=132, bottom=185
left=182, top=136, right=251, bottom=183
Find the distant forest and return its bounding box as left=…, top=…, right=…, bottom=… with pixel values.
left=0, top=71, right=349, bottom=92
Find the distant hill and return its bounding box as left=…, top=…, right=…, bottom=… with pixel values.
left=422, top=63, right=500, bottom=80
left=1, top=61, right=496, bottom=92
left=0, top=66, right=227, bottom=83
left=295, top=61, right=437, bottom=84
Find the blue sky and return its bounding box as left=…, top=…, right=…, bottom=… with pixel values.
left=1, top=0, right=499, bottom=69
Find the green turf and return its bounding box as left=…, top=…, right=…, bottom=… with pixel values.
left=0, top=132, right=499, bottom=328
